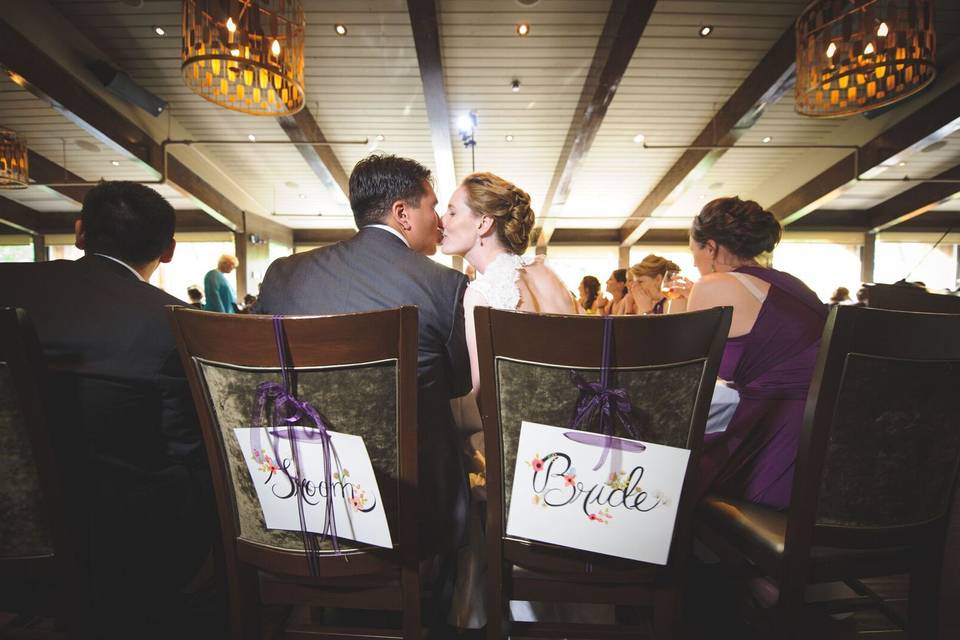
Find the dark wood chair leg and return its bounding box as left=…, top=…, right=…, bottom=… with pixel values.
left=486, top=559, right=505, bottom=640
left=228, top=562, right=261, bottom=640
left=909, top=543, right=944, bottom=640
left=401, top=565, right=421, bottom=639
left=653, top=586, right=682, bottom=639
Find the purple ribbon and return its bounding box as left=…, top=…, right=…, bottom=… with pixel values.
left=568, top=315, right=643, bottom=470
left=251, top=316, right=342, bottom=575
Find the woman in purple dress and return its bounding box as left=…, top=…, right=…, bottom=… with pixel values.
left=678, top=197, right=827, bottom=509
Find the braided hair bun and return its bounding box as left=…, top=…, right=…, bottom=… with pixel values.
left=691, top=196, right=781, bottom=258
left=461, top=172, right=535, bottom=255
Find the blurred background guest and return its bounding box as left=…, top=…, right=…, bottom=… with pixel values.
left=829, top=286, right=850, bottom=306
left=677, top=196, right=827, bottom=509
left=578, top=275, right=607, bottom=315
left=603, top=268, right=635, bottom=315
left=626, top=254, right=682, bottom=315
left=203, top=254, right=238, bottom=313
left=239, top=293, right=257, bottom=313
left=186, top=285, right=203, bottom=309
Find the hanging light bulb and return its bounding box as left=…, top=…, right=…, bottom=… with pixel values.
left=796, top=0, right=936, bottom=117
left=0, top=128, right=29, bottom=189
left=182, top=0, right=305, bottom=116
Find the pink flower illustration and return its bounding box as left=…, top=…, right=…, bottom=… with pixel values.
left=530, top=456, right=544, bottom=472
left=563, top=474, right=576, bottom=487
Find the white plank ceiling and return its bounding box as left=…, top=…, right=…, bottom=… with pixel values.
left=0, top=0, right=958, bottom=233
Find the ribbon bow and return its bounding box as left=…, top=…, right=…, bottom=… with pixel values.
left=250, top=317, right=342, bottom=576
left=568, top=316, right=643, bottom=470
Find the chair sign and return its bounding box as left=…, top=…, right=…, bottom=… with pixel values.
left=234, top=427, right=393, bottom=549
left=506, top=421, right=689, bottom=565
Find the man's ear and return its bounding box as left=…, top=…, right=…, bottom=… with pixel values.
left=159, top=238, right=176, bottom=264
left=74, top=219, right=86, bottom=250
left=391, top=198, right=411, bottom=231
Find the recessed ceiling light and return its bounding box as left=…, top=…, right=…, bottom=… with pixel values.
left=298, top=193, right=306, bottom=199
left=334, top=24, right=347, bottom=36
left=376, top=134, right=385, bottom=142
left=285, top=181, right=299, bottom=189
left=922, top=140, right=948, bottom=153
left=761, top=135, right=773, bottom=144
left=111, top=160, right=120, bottom=166
left=699, top=25, right=713, bottom=37
left=505, top=134, right=514, bottom=142
left=633, top=133, right=646, bottom=144
left=897, top=161, right=907, bottom=167
left=708, top=181, right=724, bottom=190
left=75, top=139, right=99, bottom=152
left=526, top=101, right=536, bottom=109
left=247, top=133, right=256, bottom=142
left=153, top=26, right=165, bottom=36
left=511, top=79, right=521, bottom=93
left=516, top=23, right=530, bottom=37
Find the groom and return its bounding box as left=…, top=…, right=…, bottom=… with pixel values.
left=255, top=154, right=471, bottom=558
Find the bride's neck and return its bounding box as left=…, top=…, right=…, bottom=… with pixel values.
left=465, top=241, right=508, bottom=275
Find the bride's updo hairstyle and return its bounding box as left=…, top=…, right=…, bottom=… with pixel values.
left=461, top=172, right=535, bottom=255
left=691, top=196, right=782, bottom=259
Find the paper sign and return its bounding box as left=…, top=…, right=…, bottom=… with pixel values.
left=506, top=421, right=689, bottom=565
left=233, top=427, right=392, bottom=549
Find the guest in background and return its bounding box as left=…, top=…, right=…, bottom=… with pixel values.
left=240, top=293, right=257, bottom=313
left=626, top=254, right=682, bottom=315
left=603, top=269, right=635, bottom=315
left=675, top=196, right=827, bottom=509
left=203, top=254, right=238, bottom=312
left=0, top=181, right=213, bottom=637
left=186, top=285, right=203, bottom=309
left=829, top=286, right=850, bottom=306
left=854, top=287, right=869, bottom=306
left=578, top=275, right=607, bottom=315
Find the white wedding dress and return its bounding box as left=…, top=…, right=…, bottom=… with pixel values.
left=448, top=252, right=614, bottom=630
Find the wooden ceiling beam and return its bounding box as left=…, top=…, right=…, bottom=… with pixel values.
left=771, top=81, right=960, bottom=225
left=536, top=0, right=657, bottom=248
left=293, top=228, right=356, bottom=245
left=407, top=0, right=457, bottom=201
left=867, top=164, right=960, bottom=233
left=619, top=26, right=796, bottom=245
left=0, top=17, right=245, bottom=232
left=277, top=107, right=350, bottom=202
left=0, top=196, right=41, bottom=235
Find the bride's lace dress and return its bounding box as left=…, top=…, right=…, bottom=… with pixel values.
left=449, top=252, right=613, bottom=629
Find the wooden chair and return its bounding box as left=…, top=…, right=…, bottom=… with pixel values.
left=862, top=282, right=960, bottom=313
left=475, top=307, right=732, bottom=639
left=167, top=306, right=422, bottom=640
left=0, top=307, right=90, bottom=636
left=697, top=305, right=960, bottom=638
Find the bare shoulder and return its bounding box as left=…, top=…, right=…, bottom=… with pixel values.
left=463, top=284, right=487, bottom=309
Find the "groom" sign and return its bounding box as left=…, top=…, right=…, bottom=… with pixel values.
left=506, top=421, right=689, bottom=565
left=233, top=427, right=392, bottom=549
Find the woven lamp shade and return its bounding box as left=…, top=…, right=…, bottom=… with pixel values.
left=796, top=0, right=936, bottom=118
left=0, top=129, right=29, bottom=189
left=182, top=0, right=305, bottom=116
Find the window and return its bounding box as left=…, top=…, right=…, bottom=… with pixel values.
left=773, top=239, right=862, bottom=303
left=875, top=238, right=958, bottom=292
left=151, top=238, right=237, bottom=302
left=545, top=245, right=619, bottom=295
left=0, top=237, right=34, bottom=263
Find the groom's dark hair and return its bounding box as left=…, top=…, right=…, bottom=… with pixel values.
left=349, top=154, right=433, bottom=228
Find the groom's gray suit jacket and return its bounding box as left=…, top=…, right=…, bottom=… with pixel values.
left=255, top=226, right=471, bottom=554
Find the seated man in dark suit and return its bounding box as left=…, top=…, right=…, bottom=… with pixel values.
left=0, top=182, right=213, bottom=637
left=256, top=156, right=471, bottom=626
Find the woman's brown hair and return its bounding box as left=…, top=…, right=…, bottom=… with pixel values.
left=461, top=172, right=535, bottom=255
left=691, top=196, right=782, bottom=259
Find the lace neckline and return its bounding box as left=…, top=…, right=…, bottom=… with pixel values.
left=469, top=252, right=529, bottom=310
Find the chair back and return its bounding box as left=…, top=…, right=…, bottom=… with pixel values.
left=475, top=307, right=731, bottom=568
left=0, top=308, right=89, bottom=628
left=789, top=306, right=960, bottom=554
left=167, top=306, right=419, bottom=578
left=863, top=283, right=960, bottom=313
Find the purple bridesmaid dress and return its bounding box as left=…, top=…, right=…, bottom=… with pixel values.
left=699, top=266, right=828, bottom=510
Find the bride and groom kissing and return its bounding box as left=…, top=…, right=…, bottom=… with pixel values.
left=255, top=153, right=574, bottom=560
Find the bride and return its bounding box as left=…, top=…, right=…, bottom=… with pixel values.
left=441, top=173, right=611, bottom=629
left=440, top=171, right=577, bottom=393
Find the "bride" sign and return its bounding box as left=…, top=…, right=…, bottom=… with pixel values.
left=233, top=427, right=392, bottom=549
left=506, top=421, right=689, bottom=565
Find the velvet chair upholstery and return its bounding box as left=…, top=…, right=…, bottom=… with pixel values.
left=698, top=305, right=960, bottom=638
left=475, top=307, right=732, bottom=639
left=168, top=306, right=421, bottom=640
left=0, top=308, right=89, bottom=636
